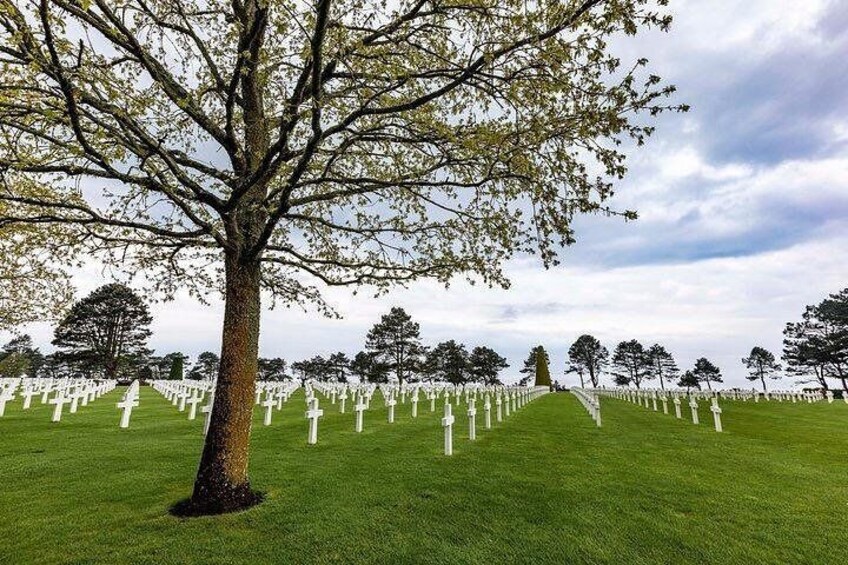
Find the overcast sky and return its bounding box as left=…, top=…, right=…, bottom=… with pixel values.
left=12, top=0, right=848, bottom=388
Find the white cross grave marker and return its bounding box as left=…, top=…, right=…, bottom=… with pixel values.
left=710, top=397, right=723, bottom=432
left=442, top=403, right=455, bottom=456
left=306, top=397, right=323, bottom=444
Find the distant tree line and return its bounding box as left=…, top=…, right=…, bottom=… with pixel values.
left=4, top=284, right=846, bottom=392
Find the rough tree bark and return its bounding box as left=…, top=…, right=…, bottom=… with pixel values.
left=189, top=251, right=263, bottom=513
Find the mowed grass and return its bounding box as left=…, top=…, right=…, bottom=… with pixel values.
left=1, top=388, right=847, bottom=564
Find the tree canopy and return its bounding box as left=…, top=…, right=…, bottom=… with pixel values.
left=0, top=0, right=683, bottom=514
left=51, top=283, right=152, bottom=379
left=742, top=346, right=781, bottom=393
left=611, top=339, right=651, bottom=389
left=567, top=334, right=608, bottom=388
left=364, top=307, right=424, bottom=384
left=468, top=346, right=509, bottom=385
left=783, top=288, right=848, bottom=391
left=645, top=343, right=678, bottom=391
left=691, top=357, right=722, bottom=391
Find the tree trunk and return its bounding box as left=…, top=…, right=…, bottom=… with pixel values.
left=761, top=376, right=767, bottom=393
left=188, top=252, right=262, bottom=514
left=705, top=379, right=712, bottom=391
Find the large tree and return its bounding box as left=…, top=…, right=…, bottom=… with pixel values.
left=349, top=351, right=388, bottom=383
left=189, top=351, right=220, bottom=381
left=677, top=370, right=700, bottom=392
left=258, top=357, right=288, bottom=381
left=364, top=307, right=425, bottom=384
left=692, top=357, right=722, bottom=391
left=567, top=334, right=608, bottom=388
left=425, top=340, right=469, bottom=384
left=52, top=283, right=152, bottom=379
left=611, top=339, right=651, bottom=389
left=783, top=289, right=848, bottom=391
left=0, top=334, right=44, bottom=377
left=468, top=346, right=509, bottom=385
left=645, top=343, right=678, bottom=391
left=0, top=0, right=683, bottom=513
left=742, top=346, right=781, bottom=393
left=534, top=345, right=552, bottom=387
left=520, top=345, right=550, bottom=384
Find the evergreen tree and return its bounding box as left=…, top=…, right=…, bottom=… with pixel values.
left=365, top=308, right=425, bottom=384
left=52, top=284, right=152, bottom=379
left=0, top=334, right=44, bottom=377
left=468, top=346, right=509, bottom=385
left=611, top=340, right=651, bottom=389
left=646, top=344, right=679, bottom=391
left=327, top=352, right=351, bottom=383
left=258, top=358, right=288, bottom=381
left=168, top=355, right=186, bottom=381
left=692, top=357, right=722, bottom=390
left=742, top=346, right=781, bottom=392
left=567, top=335, right=608, bottom=388
left=783, top=288, right=848, bottom=391
left=534, top=345, right=552, bottom=388
left=520, top=346, right=550, bottom=383
left=677, top=370, right=701, bottom=391
left=189, top=352, right=220, bottom=381
left=349, top=351, right=389, bottom=384
left=425, top=341, right=470, bottom=384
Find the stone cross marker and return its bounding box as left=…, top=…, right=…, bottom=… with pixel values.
left=354, top=395, right=366, bottom=433
left=710, top=397, right=723, bottom=432
left=484, top=395, right=492, bottom=429
left=689, top=397, right=699, bottom=424
left=339, top=389, right=347, bottom=414
left=660, top=394, right=668, bottom=415
left=496, top=394, right=503, bottom=422
left=673, top=395, right=682, bottom=419
left=467, top=398, right=477, bottom=441
left=186, top=393, right=202, bottom=420
left=442, top=403, right=455, bottom=456
left=262, top=395, right=276, bottom=426
left=201, top=395, right=215, bottom=436
left=49, top=391, right=71, bottom=423
left=306, top=397, right=324, bottom=445
left=116, top=395, right=139, bottom=429
left=0, top=388, right=14, bottom=417
left=22, top=387, right=39, bottom=410
left=411, top=390, right=419, bottom=418
left=386, top=394, right=396, bottom=424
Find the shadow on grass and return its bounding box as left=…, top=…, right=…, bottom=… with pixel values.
left=169, top=490, right=266, bottom=518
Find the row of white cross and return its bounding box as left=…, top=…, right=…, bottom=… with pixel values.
left=571, top=388, right=601, bottom=426
left=0, top=377, right=116, bottom=422
left=145, top=379, right=551, bottom=454
left=597, top=388, right=724, bottom=432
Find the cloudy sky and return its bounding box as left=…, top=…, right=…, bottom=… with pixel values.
left=13, top=0, right=848, bottom=388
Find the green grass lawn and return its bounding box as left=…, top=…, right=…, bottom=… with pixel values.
left=1, top=387, right=847, bottom=564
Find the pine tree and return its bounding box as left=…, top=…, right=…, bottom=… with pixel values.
left=468, top=346, right=509, bottom=385
left=646, top=344, right=679, bottom=391
left=692, top=357, right=722, bottom=390
left=52, top=284, right=152, bottom=379
left=534, top=345, right=552, bottom=388
left=168, top=356, right=185, bottom=381
left=742, top=347, right=781, bottom=392
left=611, top=340, right=651, bottom=389
left=567, top=335, right=608, bottom=388
left=365, top=308, right=425, bottom=384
